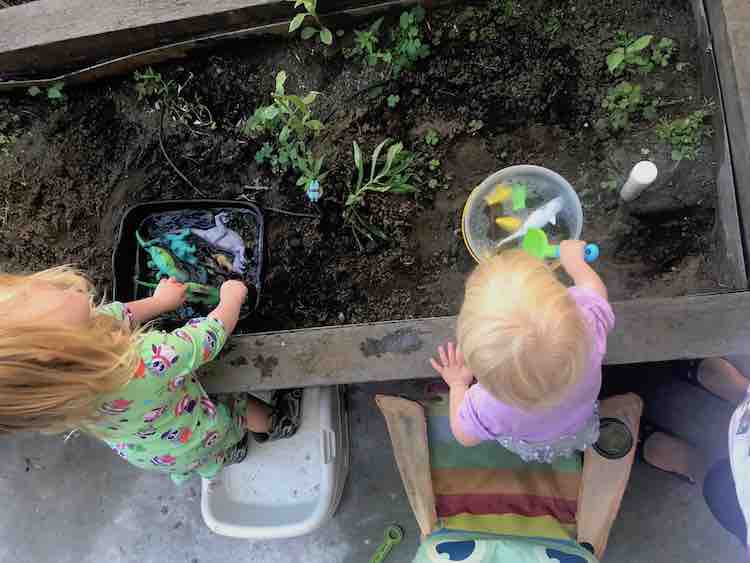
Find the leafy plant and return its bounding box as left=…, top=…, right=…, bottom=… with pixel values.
left=656, top=109, right=711, bottom=161
left=344, top=139, right=417, bottom=245
left=424, top=129, right=440, bottom=146
left=387, top=94, right=400, bottom=108
left=651, top=37, right=676, bottom=68
left=428, top=158, right=440, bottom=171
left=289, top=0, right=333, bottom=46
left=346, top=7, right=430, bottom=78
left=543, top=11, right=562, bottom=36
left=242, top=71, right=327, bottom=197
left=602, top=81, right=645, bottom=131
left=134, top=67, right=173, bottom=100
left=28, top=82, right=65, bottom=103
left=607, top=33, right=653, bottom=75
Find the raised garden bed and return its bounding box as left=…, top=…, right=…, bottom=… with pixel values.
left=0, top=0, right=747, bottom=386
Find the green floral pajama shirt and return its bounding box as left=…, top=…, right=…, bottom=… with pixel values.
left=89, top=302, right=247, bottom=484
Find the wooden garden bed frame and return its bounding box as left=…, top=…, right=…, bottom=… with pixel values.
left=2, top=0, right=750, bottom=392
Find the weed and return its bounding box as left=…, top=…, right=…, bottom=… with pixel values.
left=289, top=0, right=333, bottom=46
left=543, top=11, right=562, bottom=36
left=607, top=33, right=653, bottom=75
left=242, top=71, right=327, bottom=197
left=346, top=7, right=430, bottom=78
left=134, top=67, right=172, bottom=100
left=656, top=109, right=711, bottom=161
left=387, top=94, right=400, bottom=108
left=428, top=158, right=441, bottom=171
left=467, top=119, right=484, bottom=133
left=651, top=38, right=676, bottom=68
left=602, top=81, right=647, bottom=131
left=28, top=82, right=65, bottom=103
left=344, top=139, right=417, bottom=245
left=0, top=133, right=15, bottom=155
left=424, top=129, right=440, bottom=146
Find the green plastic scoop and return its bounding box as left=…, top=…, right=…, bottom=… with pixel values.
left=521, top=228, right=599, bottom=263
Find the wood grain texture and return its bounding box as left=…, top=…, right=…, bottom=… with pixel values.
left=577, top=393, right=643, bottom=558
left=202, top=291, right=750, bottom=393
left=375, top=395, right=437, bottom=537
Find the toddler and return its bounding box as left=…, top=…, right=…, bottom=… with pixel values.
left=0, top=267, right=300, bottom=484
left=430, top=242, right=613, bottom=462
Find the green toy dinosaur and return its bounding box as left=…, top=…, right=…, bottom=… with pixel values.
left=136, top=231, right=189, bottom=282
left=135, top=280, right=220, bottom=306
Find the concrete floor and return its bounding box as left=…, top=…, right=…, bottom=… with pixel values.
left=0, top=375, right=746, bottom=563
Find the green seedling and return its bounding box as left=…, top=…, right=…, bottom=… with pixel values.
left=656, top=109, right=711, bottom=161
left=345, top=139, right=417, bottom=247
left=651, top=38, right=676, bottom=68
left=348, top=18, right=391, bottom=66
left=467, top=119, right=484, bottom=133
left=387, top=94, right=400, bottom=108
left=134, top=67, right=172, bottom=100
left=607, top=33, right=653, bottom=75
left=289, top=0, right=333, bottom=46
left=28, top=82, right=66, bottom=103
left=603, top=81, right=647, bottom=131
left=428, top=158, right=440, bottom=171
left=424, top=129, right=440, bottom=146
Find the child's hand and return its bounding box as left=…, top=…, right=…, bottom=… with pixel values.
left=219, top=280, right=248, bottom=307
left=430, top=342, right=474, bottom=389
left=152, top=278, right=187, bottom=312
left=559, top=239, right=587, bottom=270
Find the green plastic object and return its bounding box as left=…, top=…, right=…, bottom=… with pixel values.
left=369, top=524, right=404, bottom=563
left=521, top=228, right=558, bottom=259
left=135, top=280, right=220, bottom=306
left=136, top=231, right=189, bottom=282
left=511, top=182, right=527, bottom=211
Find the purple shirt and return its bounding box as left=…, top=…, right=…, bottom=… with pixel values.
left=458, top=286, right=615, bottom=443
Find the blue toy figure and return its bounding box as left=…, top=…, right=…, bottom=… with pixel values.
left=162, top=229, right=198, bottom=265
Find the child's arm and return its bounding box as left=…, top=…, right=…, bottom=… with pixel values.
left=208, top=280, right=247, bottom=334
left=430, top=342, right=482, bottom=447
left=125, top=277, right=187, bottom=323
left=560, top=240, right=608, bottom=300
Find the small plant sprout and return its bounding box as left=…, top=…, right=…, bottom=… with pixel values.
left=467, top=119, right=484, bottom=133
left=345, top=139, right=417, bottom=246
left=603, top=81, right=646, bottom=131
left=289, top=0, right=333, bottom=46
left=28, top=82, right=66, bottom=103
left=607, top=33, right=653, bottom=75
left=348, top=18, right=391, bottom=65
left=429, top=158, right=440, bottom=171
left=242, top=71, right=327, bottom=196
left=134, top=67, right=172, bottom=100
left=656, top=109, right=712, bottom=161
left=424, top=129, right=440, bottom=146
left=651, top=37, right=676, bottom=68
left=387, top=94, right=400, bottom=108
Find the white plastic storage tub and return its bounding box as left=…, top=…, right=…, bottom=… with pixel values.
left=201, top=386, right=350, bottom=539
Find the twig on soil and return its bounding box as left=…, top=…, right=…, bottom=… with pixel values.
left=237, top=194, right=318, bottom=218
left=158, top=105, right=207, bottom=197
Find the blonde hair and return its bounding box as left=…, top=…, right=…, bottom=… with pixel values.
left=0, top=267, right=140, bottom=433
left=457, top=250, right=589, bottom=411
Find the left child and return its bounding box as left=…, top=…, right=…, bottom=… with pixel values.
left=0, top=267, right=300, bottom=484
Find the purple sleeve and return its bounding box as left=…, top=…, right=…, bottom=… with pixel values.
left=568, top=286, right=615, bottom=356
left=457, top=385, right=500, bottom=442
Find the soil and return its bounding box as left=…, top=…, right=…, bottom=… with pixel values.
left=0, top=0, right=731, bottom=333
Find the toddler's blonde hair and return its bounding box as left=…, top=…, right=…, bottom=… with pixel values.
left=0, top=267, right=140, bottom=433
left=457, top=250, right=589, bottom=410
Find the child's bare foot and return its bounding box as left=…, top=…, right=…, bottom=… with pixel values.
left=696, top=358, right=750, bottom=405
left=642, top=431, right=702, bottom=484
left=246, top=396, right=273, bottom=433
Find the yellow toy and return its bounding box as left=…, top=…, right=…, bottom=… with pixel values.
left=484, top=184, right=513, bottom=206
left=494, top=216, right=523, bottom=232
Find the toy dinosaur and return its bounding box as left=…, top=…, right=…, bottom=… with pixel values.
left=135, top=280, right=220, bottom=306
left=136, top=231, right=189, bottom=282
left=191, top=212, right=246, bottom=274
left=162, top=229, right=198, bottom=265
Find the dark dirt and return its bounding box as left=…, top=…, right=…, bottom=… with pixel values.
left=0, top=0, right=733, bottom=334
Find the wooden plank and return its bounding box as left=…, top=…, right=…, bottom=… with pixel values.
left=705, top=0, right=750, bottom=278
left=375, top=395, right=437, bottom=537
left=202, top=291, right=750, bottom=393
left=691, top=0, right=746, bottom=288
left=577, top=393, right=643, bottom=558
left=0, top=0, right=418, bottom=79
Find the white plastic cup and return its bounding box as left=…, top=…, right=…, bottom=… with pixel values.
left=620, top=161, right=658, bottom=202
